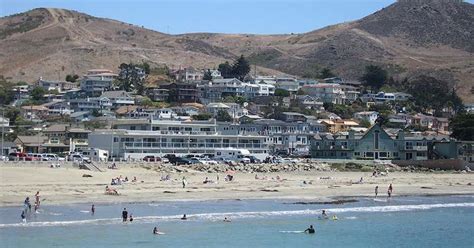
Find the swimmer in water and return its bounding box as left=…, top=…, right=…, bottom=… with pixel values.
left=304, top=225, right=315, bottom=234
left=224, top=217, right=231, bottom=222
left=181, top=214, right=187, bottom=220
left=129, top=214, right=133, bottom=222
left=321, top=210, right=328, bottom=219
left=21, top=210, right=26, bottom=223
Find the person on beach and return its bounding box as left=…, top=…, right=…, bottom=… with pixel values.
left=122, top=208, right=128, bottom=222
left=182, top=177, right=187, bottom=188
left=35, top=191, right=40, bottom=208
left=304, top=225, right=315, bottom=234
left=91, top=204, right=95, bottom=215
left=24, top=197, right=31, bottom=212
left=181, top=214, right=187, bottom=220
left=388, top=184, right=393, bottom=198
left=21, top=210, right=26, bottom=223
left=375, top=186, right=379, bottom=198
left=129, top=214, right=133, bottom=222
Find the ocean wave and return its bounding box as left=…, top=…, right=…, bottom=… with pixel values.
left=1, top=202, right=473, bottom=228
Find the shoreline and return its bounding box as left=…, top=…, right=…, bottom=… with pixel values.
left=1, top=166, right=473, bottom=208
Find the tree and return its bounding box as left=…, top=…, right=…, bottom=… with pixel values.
left=296, top=88, right=306, bottom=95
left=117, top=63, right=146, bottom=94
left=216, top=110, right=232, bottom=122
left=274, top=89, right=290, bottom=97
left=65, top=74, right=79, bottom=82
left=406, top=76, right=464, bottom=116
left=359, top=119, right=372, bottom=128
left=91, top=109, right=101, bottom=117
left=360, top=65, right=387, bottom=91
left=0, top=79, right=15, bottom=105
left=450, top=114, right=474, bottom=141
left=192, top=113, right=212, bottom=121
left=320, top=68, right=335, bottom=79
left=231, top=55, right=250, bottom=81
left=30, top=86, right=47, bottom=102
left=203, top=69, right=213, bottom=81
left=218, top=61, right=233, bottom=78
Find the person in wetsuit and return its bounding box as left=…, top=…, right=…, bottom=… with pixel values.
left=122, top=208, right=128, bottom=222
left=304, top=225, right=315, bottom=234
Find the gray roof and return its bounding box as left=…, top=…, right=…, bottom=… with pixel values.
left=101, top=90, right=131, bottom=98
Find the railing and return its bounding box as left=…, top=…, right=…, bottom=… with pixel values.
left=122, top=142, right=265, bottom=149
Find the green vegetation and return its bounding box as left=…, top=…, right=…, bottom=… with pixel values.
left=65, top=74, right=79, bottom=82
left=450, top=113, right=474, bottom=141
left=0, top=78, right=15, bottom=105
left=218, top=55, right=250, bottom=81
left=116, top=63, right=147, bottom=94
left=319, top=68, right=336, bottom=79
left=203, top=69, right=212, bottom=81
left=360, top=65, right=388, bottom=92
left=274, top=89, right=290, bottom=97
left=30, top=86, right=47, bottom=102
left=216, top=110, right=232, bottom=122
left=323, top=103, right=354, bottom=119
left=192, top=113, right=212, bottom=121
left=0, top=14, right=45, bottom=39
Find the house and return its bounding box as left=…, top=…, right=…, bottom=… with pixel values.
left=42, top=100, right=72, bottom=116
left=320, top=119, right=360, bottom=133
left=301, top=83, right=346, bottom=104
left=160, top=83, right=198, bottom=103
left=311, top=124, right=450, bottom=160
left=14, top=135, right=48, bottom=153
left=254, top=76, right=277, bottom=85
left=198, top=78, right=245, bottom=104
left=275, top=77, right=300, bottom=93
left=80, top=69, right=117, bottom=96
left=354, top=111, right=379, bottom=125
left=0, top=141, right=17, bottom=156
left=209, top=69, right=222, bottom=79
left=295, top=95, right=324, bottom=110
left=100, top=91, right=134, bottom=109
left=280, top=112, right=307, bottom=123
left=146, top=87, right=169, bottom=102
left=21, top=105, right=49, bottom=120
left=69, top=97, right=112, bottom=112
left=70, top=111, right=93, bottom=122
left=172, top=67, right=203, bottom=82
left=360, top=91, right=412, bottom=103
left=37, top=79, right=77, bottom=93
left=243, top=82, right=275, bottom=98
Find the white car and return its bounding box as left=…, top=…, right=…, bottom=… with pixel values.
left=70, top=154, right=91, bottom=163
left=198, top=158, right=219, bottom=165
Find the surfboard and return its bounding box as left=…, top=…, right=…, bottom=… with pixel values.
left=154, top=232, right=165, bottom=235
left=279, top=231, right=305, bottom=233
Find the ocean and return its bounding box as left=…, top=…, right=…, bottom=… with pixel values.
left=0, top=195, right=473, bottom=247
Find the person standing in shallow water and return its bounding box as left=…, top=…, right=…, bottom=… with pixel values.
left=91, top=204, right=95, bottom=215
left=388, top=184, right=393, bottom=198
left=122, top=208, right=128, bottom=222
left=375, top=186, right=379, bottom=198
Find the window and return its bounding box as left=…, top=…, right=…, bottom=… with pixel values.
left=354, top=152, right=361, bottom=156
left=393, top=152, right=399, bottom=157
left=374, top=130, right=380, bottom=150
left=379, top=152, right=388, bottom=157
left=365, top=152, right=374, bottom=158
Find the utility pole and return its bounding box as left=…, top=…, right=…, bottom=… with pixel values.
left=1, top=108, right=4, bottom=159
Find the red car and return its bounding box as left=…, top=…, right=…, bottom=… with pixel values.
left=143, top=156, right=161, bottom=162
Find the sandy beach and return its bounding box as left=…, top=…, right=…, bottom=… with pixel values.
left=0, top=165, right=473, bottom=207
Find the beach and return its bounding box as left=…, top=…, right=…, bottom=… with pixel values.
left=0, top=164, right=473, bottom=207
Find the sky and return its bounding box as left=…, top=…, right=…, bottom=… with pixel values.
left=1, top=0, right=473, bottom=34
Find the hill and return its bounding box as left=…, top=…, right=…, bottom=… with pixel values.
left=0, top=0, right=473, bottom=102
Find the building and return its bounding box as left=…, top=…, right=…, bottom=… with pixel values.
left=80, top=69, right=117, bottom=96
left=295, top=95, right=324, bottom=110
left=172, top=67, right=204, bottom=82
left=146, top=87, right=169, bottom=102
left=320, top=119, right=360, bottom=133
left=360, top=91, right=412, bottom=103
left=301, top=83, right=346, bottom=104
left=100, top=91, right=135, bottom=109
left=37, top=79, right=77, bottom=93
left=41, top=124, right=90, bottom=153
left=275, top=77, right=300, bottom=93
left=88, top=119, right=270, bottom=160
left=311, top=124, right=451, bottom=160
left=14, top=135, right=48, bottom=153
left=354, top=111, right=379, bottom=125
left=69, top=97, right=112, bottom=112
left=160, top=83, right=198, bottom=103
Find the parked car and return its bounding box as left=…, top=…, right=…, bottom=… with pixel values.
left=8, top=152, right=33, bottom=161
left=143, top=155, right=161, bottom=162
left=244, top=155, right=261, bottom=163
left=70, top=153, right=91, bottom=163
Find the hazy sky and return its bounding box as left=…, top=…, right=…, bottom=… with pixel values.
left=1, top=0, right=473, bottom=34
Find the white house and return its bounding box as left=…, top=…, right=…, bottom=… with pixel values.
left=354, top=111, right=379, bottom=125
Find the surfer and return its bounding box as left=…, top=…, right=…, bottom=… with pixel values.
left=321, top=210, right=328, bottom=219
left=91, top=204, right=95, bottom=215
left=122, top=208, right=128, bottom=222
left=304, top=225, right=315, bottom=234
left=129, top=214, right=133, bottom=222
left=181, top=214, right=187, bottom=220
left=332, top=215, right=338, bottom=220
left=224, top=217, right=231, bottom=222
left=153, top=227, right=159, bottom=234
